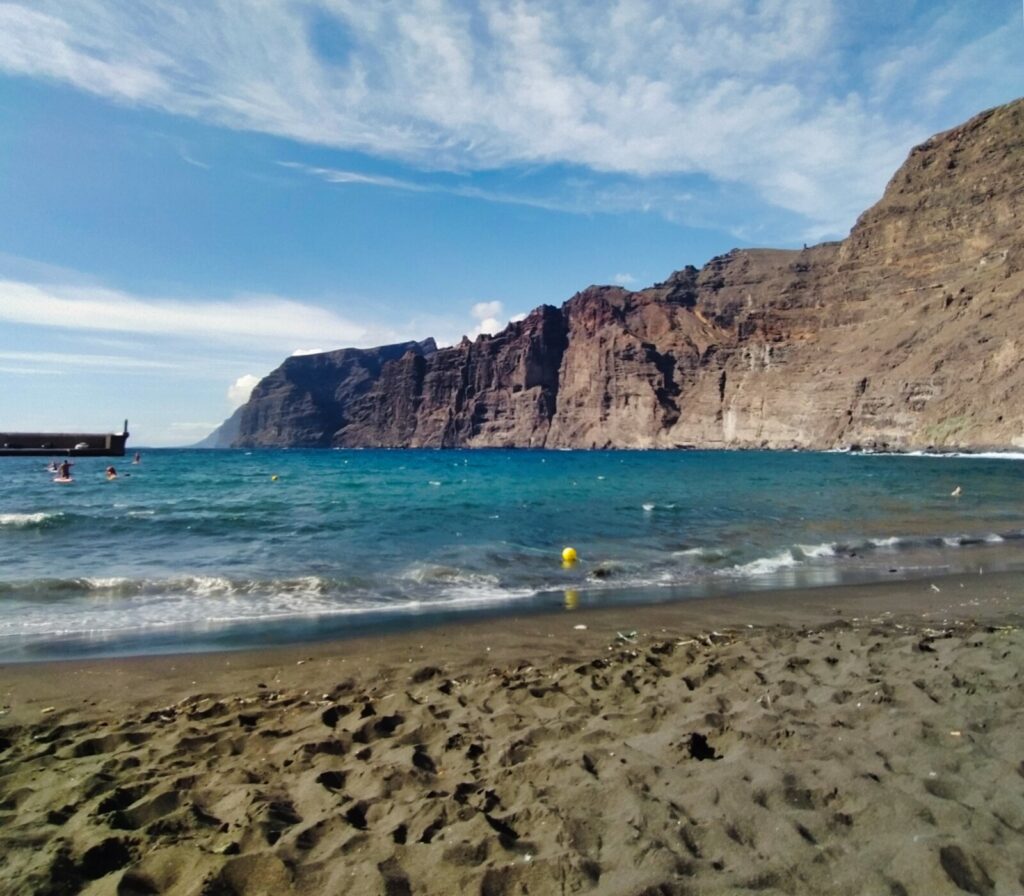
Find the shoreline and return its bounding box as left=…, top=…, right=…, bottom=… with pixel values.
left=175, top=444, right=1024, bottom=455
left=4, top=562, right=1024, bottom=668
left=2, top=572, right=1023, bottom=893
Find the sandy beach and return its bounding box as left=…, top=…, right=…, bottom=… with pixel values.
left=2, top=573, right=1023, bottom=896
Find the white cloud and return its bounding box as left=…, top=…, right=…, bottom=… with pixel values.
left=227, top=374, right=261, bottom=407
left=469, top=300, right=502, bottom=338
left=470, top=319, right=501, bottom=339
left=465, top=300, right=526, bottom=339
left=0, top=2, right=1014, bottom=233
left=0, top=278, right=386, bottom=352
left=0, top=4, right=169, bottom=101
left=613, top=273, right=636, bottom=287
left=471, top=301, right=503, bottom=321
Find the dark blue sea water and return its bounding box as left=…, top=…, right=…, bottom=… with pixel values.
left=1, top=449, right=1023, bottom=660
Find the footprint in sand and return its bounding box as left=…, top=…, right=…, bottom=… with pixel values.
left=320, top=704, right=352, bottom=728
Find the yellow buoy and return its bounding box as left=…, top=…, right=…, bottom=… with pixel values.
left=561, top=546, right=578, bottom=563
left=271, top=475, right=279, bottom=481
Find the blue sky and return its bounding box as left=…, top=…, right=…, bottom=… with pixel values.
left=0, top=1, right=1020, bottom=446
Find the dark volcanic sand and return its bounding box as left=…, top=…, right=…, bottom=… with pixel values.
left=1, top=573, right=1023, bottom=895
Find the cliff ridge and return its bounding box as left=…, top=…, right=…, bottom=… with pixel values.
left=211, top=98, right=1024, bottom=452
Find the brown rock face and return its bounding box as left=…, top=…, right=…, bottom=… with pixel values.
left=337, top=304, right=568, bottom=447
left=223, top=98, right=1024, bottom=451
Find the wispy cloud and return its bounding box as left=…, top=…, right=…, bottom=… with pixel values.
left=279, top=160, right=594, bottom=215
left=282, top=160, right=759, bottom=237
left=0, top=2, right=1016, bottom=235
left=0, top=278, right=390, bottom=352
left=179, top=150, right=210, bottom=170
left=0, top=349, right=176, bottom=370
left=278, top=162, right=430, bottom=192
left=0, top=364, right=63, bottom=376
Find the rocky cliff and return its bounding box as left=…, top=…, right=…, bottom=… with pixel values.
left=216, top=98, right=1024, bottom=451
left=203, top=339, right=437, bottom=448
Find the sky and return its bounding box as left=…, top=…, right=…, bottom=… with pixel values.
left=0, top=1, right=1021, bottom=446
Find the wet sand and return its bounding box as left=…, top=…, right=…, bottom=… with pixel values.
left=1, top=572, right=1023, bottom=895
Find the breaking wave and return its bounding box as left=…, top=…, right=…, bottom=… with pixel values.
left=0, top=512, right=62, bottom=528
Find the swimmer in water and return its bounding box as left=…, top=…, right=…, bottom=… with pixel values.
left=106, top=466, right=118, bottom=480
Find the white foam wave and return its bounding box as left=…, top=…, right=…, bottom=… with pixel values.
left=0, top=572, right=541, bottom=642
left=0, top=512, right=59, bottom=527
left=867, top=450, right=1024, bottom=461
left=400, top=564, right=499, bottom=589
left=730, top=550, right=798, bottom=577
left=642, top=503, right=655, bottom=512
left=436, top=584, right=536, bottom=607
left=798, top=542, right=836, bottom=559
left=81, top=576, right=134, bottom=590
left=183, top=575, right=235, bottom=596
left=71, top=574, right=334, bottom=600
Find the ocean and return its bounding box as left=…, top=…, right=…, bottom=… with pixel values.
left=1, top=448, right=1023, bottom=661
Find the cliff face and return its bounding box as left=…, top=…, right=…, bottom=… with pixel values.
left=206, top=340, right=437, bottom=448
left=223, top=98, right=1024, bottom=451
left=336, top=304, right=568, bottom=447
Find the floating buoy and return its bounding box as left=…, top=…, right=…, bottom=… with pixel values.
left=271, top=475, right=279, bottom=481
left=562, top=546, right=578, bottom=563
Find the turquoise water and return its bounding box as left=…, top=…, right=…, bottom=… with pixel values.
left=1, top=449, right=1023, bottom=660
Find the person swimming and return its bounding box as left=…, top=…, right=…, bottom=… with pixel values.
left=106, top=466, right=118, bottom=480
